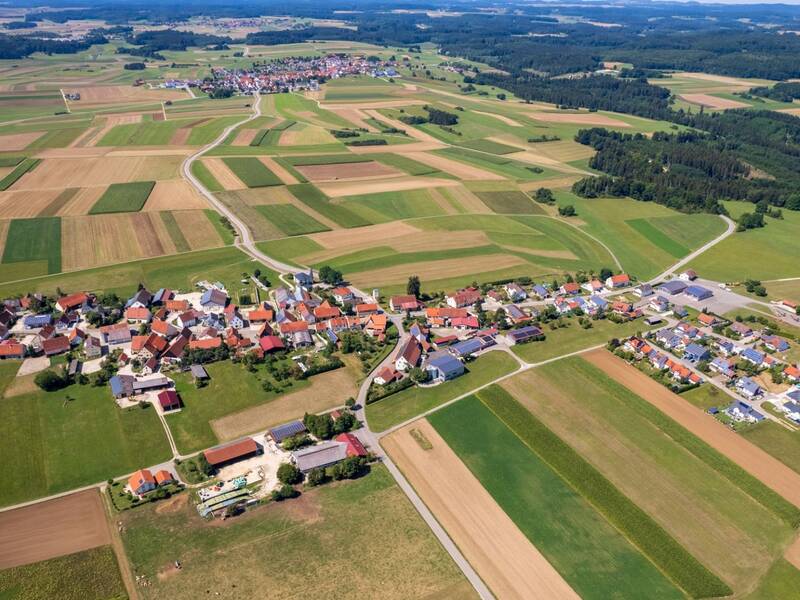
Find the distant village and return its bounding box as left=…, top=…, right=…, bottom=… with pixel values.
left=162, top=54, right=399, bottom=95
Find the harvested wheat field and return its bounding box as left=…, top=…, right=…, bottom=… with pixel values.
left=258, top=157, right=299, bottom=185
left=442, top=185, right=492, bottom=213
left=680, top=94, right=750, bottom=109
left=295, top=161, right=401, bottom=182
left=60, top=213, right=174, bottom=270
left=473, top=110, right=522, bottom=127
left=211, top=363, right=359, bottom=441
left=407, top=152, right=505, bottom=180
left=309, top=220, right=419, bottom=250
left=320, top=175, right=459, bottom=198
left=350, top=254, right=525, bottom=288
left=519, top=176, right=581, bottom=192
left=278, top=125, right=336, bottom=146
left=348, top=141, right=446, bottom=154
left=223, top=187, right=298, bottom=206
left=428, top=188, right=459, bottom=215
left=383, top=420, right=578, bottom=600
left=35, top=147, right=112, bottom=159
left=389, top=229, right=489, bottom=253
left=0, top=489, right=110, bottom=569
left=144, top=180, right=207, bottom=211
left=363, top=109, right=441, bottom=143
left=0, top=220, right=9, bottom=256
left=201, top=158, right=245, bottom=190
left=0, top=189, right=62, bottom=218
left=57, top=186, right=105, bottom=216
left=525, top=111, right=631, bottom=127
left=168, top=127, right=191, bottom=145
left=323, top=100, right=426, bottom=110
left=328, top=107, right=378, bottom=131
left=13, top=156, right=181, bottom=190
left=172, top=210, right=223, bottom=250
left=232, top=128, right=258, bottom=146
left=584, top=349, right=800, bottom=507
left=64, top=85, right=186, bottom=106
left=0, top=131, right=45, bottom=151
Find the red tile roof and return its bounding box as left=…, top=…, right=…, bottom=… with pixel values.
left=336, top=433, right=367, bottom=457
left=125, top=307, right=151, bottom=321
left=42, top=335, right=70, bottom=355
left=165, top=299, right=189, bottom=312
left=280, top=321, right=309, bottom=334
left=154, top=470, right=175, bottom=485
left=189, top=337, right=222, bottom=350
left=248, top=308, right=274, bottom=322
left=128, top=469, right=155, bottom=493
left=259, top=336, right=285, bottom=352
left=0, top=340, right=24, bottom=357
left=56, top=292, right=89, bottom=311
left=204, top=438, right=259, bottom=466
left=157, top=390, right=181, bottom=410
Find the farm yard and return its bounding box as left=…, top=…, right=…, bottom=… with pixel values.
left=117, top=466, right=474, bottom=600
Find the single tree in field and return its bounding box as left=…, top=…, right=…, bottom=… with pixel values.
left=407, top=275, right=421, bottom=298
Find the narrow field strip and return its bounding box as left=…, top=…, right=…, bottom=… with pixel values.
left=383, top=419, right=580, bottom=600
left=478, top=385, right=733, bottom=599
left=584, top=350, right=800, bottom=523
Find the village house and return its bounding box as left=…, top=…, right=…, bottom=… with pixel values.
left=504, top=283, right=527, bottom=302
left=200, top=288, right=227, bottom=312
left=374, top=366, right=401, bottom=386
left=389, top=295, right=419, bottom=312
left=331, top=287, right=355, bottom=305
left=427, top=353, right=465, bottom=383
left=762, top=335, right=790, bottom=353
left=126, top=288, right=153, bottom=309
left=741, top=347, right=766, bottom=368
left=531, top=284, right=549, bottom=299
left=605, top=273, right=631, bottom=289
left=395, top=338, right=422, bottom=371
left=634, top=284, right=654, bottom=298
left=446, top=288, right=481, bottom=309
left=582, top=279, right=605, bottom=294
left=335, top=432, right=368, bottom=457
left=55, top=292, right=91, bottom=313
left=710, top=357, right=737, bottom=379
left=425, top=307, right=468, bottom=327
left=736, top=376, right=763, bottom=399
left=726, top=399, right=764, bottom=422
left=23, top=314, right=52, bottom=329
left=784, top=365, right=800, bottom=382
left=730, top=322, right=754, bottom=338
left=697, top=313, right=723, bottom=327
left=223, top=304, right=245, bottom=329
left=684, top=343, right=711, bottom=363
left=559, top=282, right=580, bottom=296
left=42, top=335, right=70, bottom=357
left=679, top=269, right=698, bottom=282
left=125, top=306, right=152, bottom=324
left=83, top=335, right=103, bottom=358
left=128, top=469, right=157, bottom=496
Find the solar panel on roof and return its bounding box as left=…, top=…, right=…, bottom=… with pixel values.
left=269, top=420, right=307, bottom=442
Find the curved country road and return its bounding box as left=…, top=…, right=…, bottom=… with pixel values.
left=181, top=96, right=495, bottom=598
left=180, top=92, right=297, bottom=275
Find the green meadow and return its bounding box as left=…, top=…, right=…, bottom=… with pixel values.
left=429, top=394, right=685, bottom=600
left=89, top=181, right=155, bottom=214
left=0, top=379, right=171, bottom=508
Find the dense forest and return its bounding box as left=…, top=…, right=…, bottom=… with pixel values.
left=571, top=111, right=800, bottom=214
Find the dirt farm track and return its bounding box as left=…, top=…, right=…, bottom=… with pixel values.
left=585, top=349, right=800, bottom=508
left=0, top=489, right=111, bottom=569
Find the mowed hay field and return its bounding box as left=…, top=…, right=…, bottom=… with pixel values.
left=425, top=395, right=684, bottom=600
left=119, top=466, right=475, bottom=600
left=143, top=180, right=208, bottom=211
left=501, top=356, right=799, bottom=595
left=383, top=420, right=580, bottom=600
left=8, top=155, right=183, bottom=190
left=60, top=210, right=225, bottom=271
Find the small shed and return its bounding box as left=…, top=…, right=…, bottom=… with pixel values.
left=190, top=364, right=209, bottom=381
